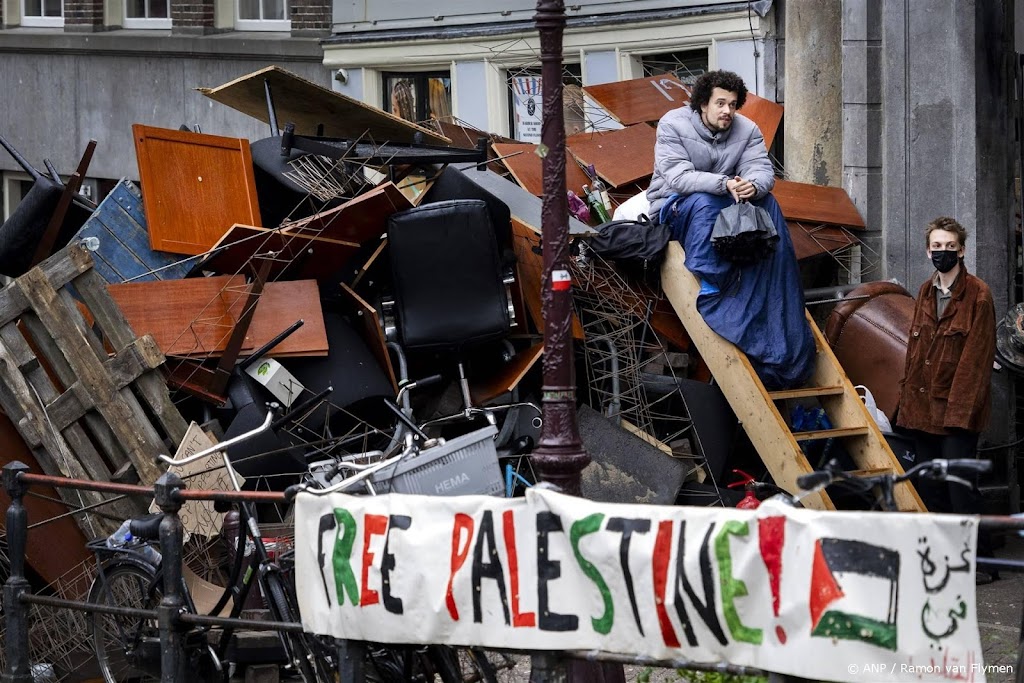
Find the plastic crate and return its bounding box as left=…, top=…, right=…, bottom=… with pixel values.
left=371, top=425, right=503, bottom=496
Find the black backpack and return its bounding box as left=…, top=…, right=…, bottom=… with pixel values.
left=586, top=215, right=671, bottom=284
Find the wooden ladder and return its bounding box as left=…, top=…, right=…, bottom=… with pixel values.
left=661, top=242, right=926, bottom=512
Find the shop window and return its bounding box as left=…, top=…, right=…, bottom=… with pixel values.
left=506, top=64, right=583, bottom=143
left=383, top=72, right=453, bottom=125
left=641, top=48, right=709, bottom=85
left=21, top=0, right=62, bottom=27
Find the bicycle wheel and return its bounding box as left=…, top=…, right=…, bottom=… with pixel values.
left=88, top=559, right=162, bottom=683
left=262, top=570, right=334, bottom=683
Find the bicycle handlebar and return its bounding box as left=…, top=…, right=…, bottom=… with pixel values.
left=796, top=470, right=835, bottom=491
left=796, top=458, right=992, bottom=494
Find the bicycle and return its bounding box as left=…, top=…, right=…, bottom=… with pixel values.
left=293, top=414, right=517, bottom=683
left=793, top=457, right=993, bottom=513
left=86, top=409, right=334, bottom=683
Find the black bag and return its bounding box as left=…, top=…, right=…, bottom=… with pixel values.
left=587, top=215, right=671, bottom=283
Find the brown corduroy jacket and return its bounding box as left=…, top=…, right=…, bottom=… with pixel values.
left=895, top=266, right=995, bottom=435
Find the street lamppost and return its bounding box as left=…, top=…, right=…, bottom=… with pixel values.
left=529, top=3, right=624, bottom=682
left=529, top=0, right=589, bottom=497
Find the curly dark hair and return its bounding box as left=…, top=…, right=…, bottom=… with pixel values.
left=688, top=70, right=748, bottom=112
left=925, top=216, right=968, bottom=247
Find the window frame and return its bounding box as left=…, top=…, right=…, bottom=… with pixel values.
left=123, top=0, right=171, bottom=29
left=234, top=0, right=290, bottom=32
left=20, top=0, right=63, bottom=27
left=381, top=70, right=453, bottom=125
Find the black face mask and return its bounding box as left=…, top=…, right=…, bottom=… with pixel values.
left=931, top=250, right=960, bottom=273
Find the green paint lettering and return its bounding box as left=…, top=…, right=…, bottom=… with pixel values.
left=570, top=513, right=613, bottom=634
left=714, top=520, right=762, bottom=644
left=332, top=508, right=360, bottom=606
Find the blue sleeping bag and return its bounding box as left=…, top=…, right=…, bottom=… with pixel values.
left=661, top=192, right=815, bottom=390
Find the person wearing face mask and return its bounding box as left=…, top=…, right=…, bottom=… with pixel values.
left=895, top=217, right=996, bottom=576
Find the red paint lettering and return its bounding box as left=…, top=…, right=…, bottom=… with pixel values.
left=653, top=519, right=680, bottom=647
left=360, top=514, right=388, bottom=606
left=446, top=513, right=475, bottom=620
left=503, top=510, right=536, bottom=628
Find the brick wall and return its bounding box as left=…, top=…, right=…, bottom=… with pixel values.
left=64, top=0, right=105, bottom=31
left=289, top=0, right=329, bottom=36
left=171, top=0, right=215, bottom=33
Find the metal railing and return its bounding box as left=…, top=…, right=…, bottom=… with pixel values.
left=4, top=460, right=1024, bottom=683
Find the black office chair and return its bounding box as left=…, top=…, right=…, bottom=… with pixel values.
left=381, top=198, right=535, bottom=432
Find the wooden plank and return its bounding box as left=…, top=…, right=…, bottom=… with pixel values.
left=0, top=245, right=93, bottom=329
left=583, top=74, right=784, bottom=146
left=109, top=275, right=247, bottom=356
left=511, top=219, right=584, bottom=340
left=197, top=65, right=450, bottom=146
left=280, top=182, right=412, bottom=244
left=660, top=242, right=832, bottom=511
left=470, top=342, right=543, bottom=405
left=73, top=267, right=188, bottom=444
left=620, top=418, right=673, bottom=455
left=200, top=224, right=360, bottom=284
left=18, top=267, right=167, bottom=485
left=133, top=124, right=262, bottom=256
left=792, top=426, right=871, bottom=442
left=566, top=124, right=657, bottom=188
left=432, top=120, right=515, bottom=148
left=244, top=279, right=329, bottom=358
left=0, top=331, right=131, bottom=533
left=768, top=385, right=845, bottom=400
left=108, top=276, right=329, bottom=359
left=73, top=178, right=192, bottom=283
left=338, top=283, right=398, bottom=392
left=790, top=222, right=859, bottom=262
left=773, top=179, right=865, bottom=229
left=16, top=312, right=130, bottom=476
left=492, top=143, right=593, bottom=199
left=453, top=166, right=594, bottom=236
left=350, top=238, right=387, bottom=291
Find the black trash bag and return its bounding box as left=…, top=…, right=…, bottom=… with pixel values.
left=587, top=215, right=671, bottom=283
left=710, top=201, right=779, bottom=265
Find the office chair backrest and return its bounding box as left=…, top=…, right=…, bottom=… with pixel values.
left=421, top=165, right=514, bottom=267
left=387, top=199, right=510, bottom=351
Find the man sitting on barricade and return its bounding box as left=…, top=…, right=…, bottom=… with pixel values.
left=646, top=69, right=814, bottom=389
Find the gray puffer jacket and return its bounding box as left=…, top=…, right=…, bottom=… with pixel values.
left=646, top=106, right=775, bottom=219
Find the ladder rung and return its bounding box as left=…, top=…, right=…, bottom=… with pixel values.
left=769, top=385, right=846, bottom=400
left=793, top=426, right=871, bottom=442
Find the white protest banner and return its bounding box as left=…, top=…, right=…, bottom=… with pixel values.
left=294, top=488, right=986, bottom=683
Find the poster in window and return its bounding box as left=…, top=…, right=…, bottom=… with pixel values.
left=512, top=75, right=542, bottom=143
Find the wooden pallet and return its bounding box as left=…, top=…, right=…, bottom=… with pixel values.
left=0, top=244, right=188, bottom=536
left=661, top=242, right=925, bottom=512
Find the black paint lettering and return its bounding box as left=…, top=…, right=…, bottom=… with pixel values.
left=606, top=517, right=651, bottom=635
left=536, top=512, right=578, bottom=632
left=381, top=514, right=411, bottom=615
left=674, top=521, right=727, bottom=646
left=471, top=511, right=511, bottom=624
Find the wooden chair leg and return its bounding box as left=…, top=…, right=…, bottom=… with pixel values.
left=29, top=140, right=97, bottom=268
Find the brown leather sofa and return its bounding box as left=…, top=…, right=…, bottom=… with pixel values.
left=823, top=281, right=916, bottom=421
